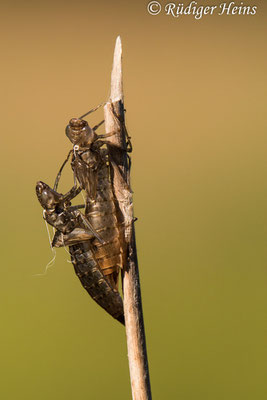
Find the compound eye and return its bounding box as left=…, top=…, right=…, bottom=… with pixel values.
left=69, top=118, right=87, bottom=128
left=36, top=181, right=46, bottom=194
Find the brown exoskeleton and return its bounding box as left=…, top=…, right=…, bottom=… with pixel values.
left=54, top=104, right=132, bottom=291
left=36, top=180, right=125, bottom=324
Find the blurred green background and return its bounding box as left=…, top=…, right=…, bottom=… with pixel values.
left=0, top=0, right=266, bottom=398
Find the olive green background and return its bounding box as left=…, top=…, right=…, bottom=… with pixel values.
left=0, top=0, right=266, bottom=399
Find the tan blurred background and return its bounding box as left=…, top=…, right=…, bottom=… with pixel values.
left=0, top=0, right=266, bottom=398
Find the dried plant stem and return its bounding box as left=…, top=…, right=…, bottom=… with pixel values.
left=104, top=36, right=152, bottom=400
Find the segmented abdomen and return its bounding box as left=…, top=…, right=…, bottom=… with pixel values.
left=86, top=162, right=123, bottom=289
left=70, top=241, right=124, bottom=324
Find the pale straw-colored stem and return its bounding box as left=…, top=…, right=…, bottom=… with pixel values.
left=104, top=36, right=152, bottom=400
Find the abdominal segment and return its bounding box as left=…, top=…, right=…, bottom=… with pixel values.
left=70, top=242, right=124, bottom=325
left=86, top=162, right=124, bottom=290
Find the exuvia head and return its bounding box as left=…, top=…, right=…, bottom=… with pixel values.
left=65, top=118, right=97, bottom=147
left=36, top=181, right=61, bottom=210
